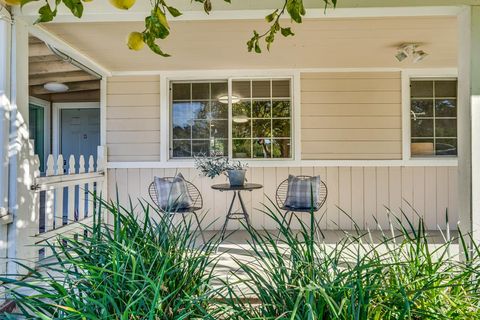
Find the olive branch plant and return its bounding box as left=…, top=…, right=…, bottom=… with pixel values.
left=3, top=0, right=338, bottom=56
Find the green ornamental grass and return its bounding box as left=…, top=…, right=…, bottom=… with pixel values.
left=1, top=192, right=480, bottom=319
left=1, top=195, right=218, bottom=319
left=213, top=200, right=480, bottom=319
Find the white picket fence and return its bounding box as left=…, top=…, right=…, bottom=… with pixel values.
left=30, top=146, right=106, bottom=260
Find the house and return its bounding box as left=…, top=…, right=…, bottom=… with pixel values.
left=0, top=0, right=479, bottom=292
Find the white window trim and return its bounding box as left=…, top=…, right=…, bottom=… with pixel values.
left=401, top=68, right=459, bottom=166
left=160, top=70, right=301, bottom=166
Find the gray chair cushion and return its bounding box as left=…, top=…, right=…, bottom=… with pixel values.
left=284, top=175, right=320, bottom=210
left=154, top=173, right=193, bottom=211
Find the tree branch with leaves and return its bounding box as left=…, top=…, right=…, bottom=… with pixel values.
left=1, top=0, right=337, bottom=56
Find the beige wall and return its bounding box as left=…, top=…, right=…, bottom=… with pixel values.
left=300, top=72, right=402, bottom=160
left=106, top=75, right=160, bottom=162
left=105, top=73, right=458, bottom=231
left=107, top=72, right=403, bottom=162
left=108, top=166, right=458, bottom=231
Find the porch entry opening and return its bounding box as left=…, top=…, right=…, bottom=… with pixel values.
left=29, top=104, right=46, bottom=172
left=60, top=108, right=100, bottom=224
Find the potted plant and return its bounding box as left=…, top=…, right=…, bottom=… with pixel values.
left=194, top=155, right=248, bottom=186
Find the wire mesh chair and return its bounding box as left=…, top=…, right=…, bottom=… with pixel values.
left=275, top=175, right=328, bottom=232
left=149, top=178, right=205, bottom=243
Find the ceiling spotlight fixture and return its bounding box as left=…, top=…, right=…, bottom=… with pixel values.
left=43, top=82, right=69, bottom=93
left=218, top=95, right=240, bottom=104
left=395, top=50, right=408, bottom=62
left=395, top=43, right=428, bottom=63
left=412, top=50, right=428, bottom=63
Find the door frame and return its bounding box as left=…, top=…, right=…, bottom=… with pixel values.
left=52, top=102, right=100, bottom=157
left=29, top=96, right=51, bottom=165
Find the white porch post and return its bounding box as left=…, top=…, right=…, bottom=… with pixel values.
left=0, top=8, right=12, bottom=289
left=6, top=17, right=38, bottom=275
left=458, top=6, right=480, bottom=243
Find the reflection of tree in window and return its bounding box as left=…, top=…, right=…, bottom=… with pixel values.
left=171, top=81, right=229, bottom=158
left=232, top=79, right=292, bottom=159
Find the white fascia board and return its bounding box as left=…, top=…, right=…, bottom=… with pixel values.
left=26, top=23, right=111, bottom=77
left=15, top=5, right=462, bottom=24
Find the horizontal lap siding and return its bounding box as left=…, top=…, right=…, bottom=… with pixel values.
left=301, top=72, right=402, bottom=160
left=108, top=166, right=458, bottom=231
left=106, top=76, right=160, bottom=162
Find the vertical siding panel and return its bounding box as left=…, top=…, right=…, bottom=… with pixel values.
left=401, top=167, right=414, bottom=226
left=115, top=169, right=129, bottom=207
left=127, top=168, right=140, bottom=204
left=314, top=167, right=328, bottom=229
left=184, top=168, right=203, bottom=230
left=351, top=167, right=364, bottom=230
left=107, top=169, right=117, bottom=202
left=301, top=167, right=314, bottom=176
left=424, top=167, right=437, bottom=230
left=338, top=167, right=352, bottom=230
left=388, top=167, right=402, bottom=221
left=152, top=168, right=165, bottom=178
left=301, top=166, right=316, bottom=228
left=139, top=169, right=152, bottom=203
left=326, top=167, right=339, bottom=229
left=263, top=167, right=278, bottom=230
left=448, top=167, right=458, bottom=230
left=250, top=167, right=265, bottom=229
left=164, top=169, right=182, bottom=226
left=151, top=168, right=165, bottom=224
left=288, top=167, right=303, bottom=229
left=436, top=167, right=449, bottom=230
left=164, top=168, right=177, bottom=177
left=243, top=168, right=254, bottom=230
left=200, top=175, right=215, bottom=231
left=212, top=174, right=228, bottom=231
left=364, top=167, right=377, bottom=230
left=376, top=167, right=390, bottom=230
left=276, top=167, right=290, bottom=229
left=412, top=167, right=425, bottom=227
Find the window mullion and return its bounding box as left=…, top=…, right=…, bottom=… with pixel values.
left=433, top=80, right=436, bottom=156
left=228, top=78, right=233, bottom=159
left=190, top=83, right=193, bottom=157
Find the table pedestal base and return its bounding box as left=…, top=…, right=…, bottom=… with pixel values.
left=219, top=190, right=253, bottom=241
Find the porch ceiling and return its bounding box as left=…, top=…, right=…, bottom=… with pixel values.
left=41, top=16, right=457, bottom=72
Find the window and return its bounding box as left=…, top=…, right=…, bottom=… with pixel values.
left=170, top=81, right=229, bottom=158
left=232, top=79, right=291, bottom=159
left=410, top=78, right=457, bottom=157
left=169, top=78, right=292, bottom=159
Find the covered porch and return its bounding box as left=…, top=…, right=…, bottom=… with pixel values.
left=2, top=1, right=480, bottom=317
left=1, top=0, right=480, bottom=292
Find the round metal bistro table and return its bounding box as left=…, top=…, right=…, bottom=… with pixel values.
left=211, top=183, right=263, bottom=241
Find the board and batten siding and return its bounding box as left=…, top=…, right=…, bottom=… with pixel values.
left=107, top=166, right=458, bottom=231
left=106, top=76, right=161, bottom=162
left=105, top=71, right=457, bottom=231
left=301, top=72, right=402, bottom=160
